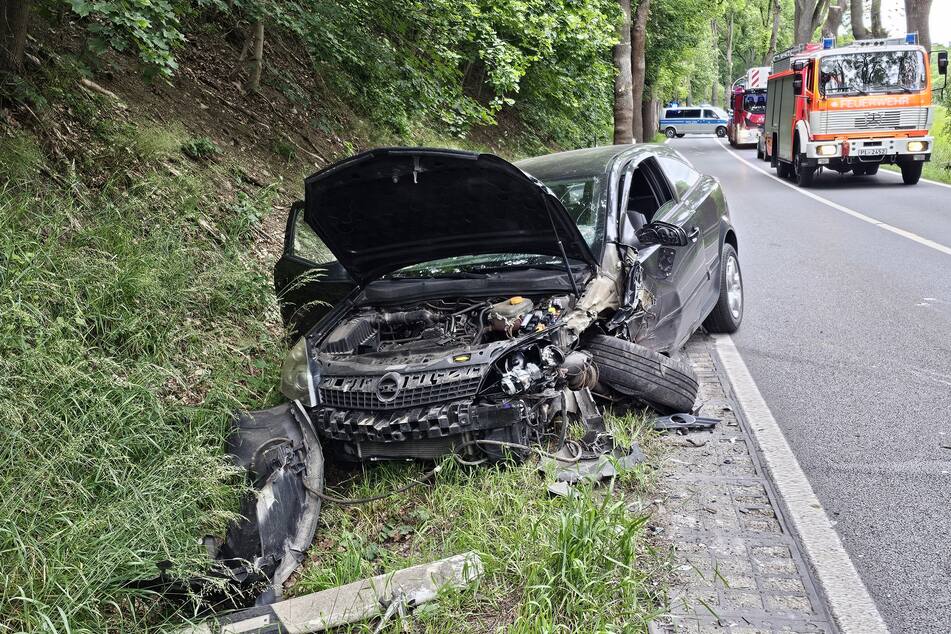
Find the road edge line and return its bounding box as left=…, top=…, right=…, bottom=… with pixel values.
left=711, top=334, right=889, bottom=634
left=716, top=140, right=951, bottom=257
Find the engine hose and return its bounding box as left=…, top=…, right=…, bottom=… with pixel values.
left=454, top=438, right=585, bottom=464
left=304, top=465, right=442, bottom=506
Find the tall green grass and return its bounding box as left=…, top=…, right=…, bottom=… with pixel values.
left=0, top=131, right=284, bottom=631
left=294, top=413, right=665, bottom=632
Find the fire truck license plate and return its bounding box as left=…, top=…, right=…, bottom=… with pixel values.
left=858, top=148, right=886, bottom=156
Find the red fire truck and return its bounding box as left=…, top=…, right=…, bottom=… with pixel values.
left=728, top=66, right=770, bottom=147
left=763, top=35, right=948, bottom=187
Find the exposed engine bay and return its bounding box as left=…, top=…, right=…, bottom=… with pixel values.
left=305, top=295, right=602, bottom=462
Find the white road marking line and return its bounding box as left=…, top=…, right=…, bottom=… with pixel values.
left=713, top=334, right=889, bottom=634
left=717, top=141, right=951, bottom=257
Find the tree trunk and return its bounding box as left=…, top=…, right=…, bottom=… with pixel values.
left=905, top=0, right=932, bottom=51
left=764, top=0, right=781, bottom=64
left=822, top=0, right=845, bottom=39
left=794, top=0, right=830, bottom=44
left=849, top=0, right=869, bottom=39
left=642, top=84, right=658, bottom=143
left=613, top=0, right=634, bottom=144
left=870, top=0, right=886, bottom=36
left=244, top=20, right=265, bottom=93
left=0, top=0, right=30, bottom=73
left=630, top=0, right=651, bottom=143
left=725, top=12, right=734, bottom=91
left=711, top=20, right=719, bottom=108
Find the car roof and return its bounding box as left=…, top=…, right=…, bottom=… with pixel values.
left=515, top=144, right=662, bottom=182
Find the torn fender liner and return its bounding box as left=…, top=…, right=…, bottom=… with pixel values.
left=210, top=401, right=324, bottom=605
left=182, top=553, right=484, bottom=634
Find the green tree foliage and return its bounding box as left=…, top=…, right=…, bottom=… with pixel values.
left=30, top=0, right=619, bottom=147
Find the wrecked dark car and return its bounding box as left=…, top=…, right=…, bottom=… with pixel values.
left=216, top=145, right=743, bottom=603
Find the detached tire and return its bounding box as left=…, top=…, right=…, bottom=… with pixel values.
left=586, top=335, right=699, bottom=413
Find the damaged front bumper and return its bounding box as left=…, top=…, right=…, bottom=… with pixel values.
left=210, top=401, right=324, bottom=605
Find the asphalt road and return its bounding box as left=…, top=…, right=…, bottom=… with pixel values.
left=671, top=136, right=951, bottom=633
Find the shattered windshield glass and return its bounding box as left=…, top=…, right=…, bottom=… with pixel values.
left=543, top=176, right=604, bottom=251
left=819, top=50, right=926, bottom=96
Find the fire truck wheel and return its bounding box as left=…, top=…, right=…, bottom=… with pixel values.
left=664, top=127, right=677, bottom=138
left=900, top=162, right=923, bottom=185
left=716, top=126, right=727, bottom=138
left=777, top=160, right=792, bottom=179
left=794, top=153, right=815, bottom=187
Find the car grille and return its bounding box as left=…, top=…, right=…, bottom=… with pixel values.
left=813, top=108, right=928, bottom=134
left=318, top=366, right=484, bottom=411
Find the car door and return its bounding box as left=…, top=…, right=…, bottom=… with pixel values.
left=273, top=202, right=356, bottom=340
left=683, top=108, right=702, bottom=133
left=635, top=155, right=709, bottom=351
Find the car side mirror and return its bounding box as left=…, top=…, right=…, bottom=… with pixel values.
left=635, top=221, right=688, bottom=247
left=793, top=77, right=803, bottom=96
left=938, top=51, right=948, bottom=75
left=619, top=210, right=648, bottom=247
left=792, top=59, right=807, bottom=71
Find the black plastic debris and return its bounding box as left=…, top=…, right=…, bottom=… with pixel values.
left=539, top=430, right=644, bottom=496
left=651, top=413, right=720, bottom=433
left=209, top=401, right=325, bottom=606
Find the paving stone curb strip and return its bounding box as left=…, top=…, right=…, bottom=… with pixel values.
left=649, top=334, right=835, bottom=634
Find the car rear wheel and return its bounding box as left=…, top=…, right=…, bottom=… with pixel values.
left=586, top=335, right=699, bottom=413
left=703, top=243, right=743, bottom=334
left=665, top=127, right=677, bottom=138
left=901, top=162, right=923, bottom=185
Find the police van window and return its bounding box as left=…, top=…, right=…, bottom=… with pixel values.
left=703, top=109, right=717, bottom=119
left=657, top=156, right=700, bottom=199
left=666, top=109, right=683, bottom=118
left=685, top=109, right=701, bottom=118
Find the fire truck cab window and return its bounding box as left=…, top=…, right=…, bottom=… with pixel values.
left=819, top=50, right=926, bottom=96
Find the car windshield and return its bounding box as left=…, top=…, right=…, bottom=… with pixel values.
left=388, top=253, right=573, bottom=278
left=819, top=50, right=926, bottom=96
left=543, top=176, right=604, bottom=250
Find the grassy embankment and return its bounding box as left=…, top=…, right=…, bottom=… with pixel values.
left=1, top=62, right=666, bottom=634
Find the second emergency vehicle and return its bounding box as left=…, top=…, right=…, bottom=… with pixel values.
left=728, top=66, right=770, bottom=147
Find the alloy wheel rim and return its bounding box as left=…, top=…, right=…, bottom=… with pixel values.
left=726, top=255, right=742, bottom=320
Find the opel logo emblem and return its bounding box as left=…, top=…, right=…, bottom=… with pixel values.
left=375, top=372, right=402, bottom=403
left=863, top=111, right=882, bottom=126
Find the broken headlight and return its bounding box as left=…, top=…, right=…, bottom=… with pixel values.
left=280, top=336, right=316, bottom=405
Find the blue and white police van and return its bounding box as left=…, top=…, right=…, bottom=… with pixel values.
left=660, top=106, right=729, bottom=138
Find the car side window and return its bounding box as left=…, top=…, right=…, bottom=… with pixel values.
left=289, top=209, right=334, bottom=264
left=703, top=109, right=717, bottom=119
left=685, top=109, right=701, bottom=119
left=657, top=156, right=700, bottom=200
left=666, top=109, right=682, bottom=119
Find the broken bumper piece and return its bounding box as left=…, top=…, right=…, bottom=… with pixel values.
left=209, top=401, right=325, bottom=606
left=180, top=552, right=483, bottom=634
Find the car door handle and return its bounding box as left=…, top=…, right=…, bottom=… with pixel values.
left=687, top=226, right=700, bottom=242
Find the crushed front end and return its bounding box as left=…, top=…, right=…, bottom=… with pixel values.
left=281, top=295, right=600, bottom=462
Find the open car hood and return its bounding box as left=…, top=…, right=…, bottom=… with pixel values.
left=303, top=148, right=597, bottom=284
